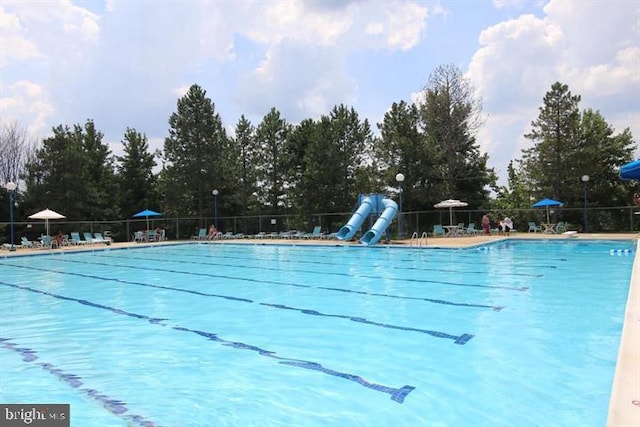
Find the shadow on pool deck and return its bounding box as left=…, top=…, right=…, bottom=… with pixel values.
left=1, top=232, right=638, bottom=425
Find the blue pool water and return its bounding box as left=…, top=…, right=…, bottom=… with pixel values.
left=0, top=239, right=635, bottom=426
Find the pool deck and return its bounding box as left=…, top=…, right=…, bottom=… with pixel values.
left=1, top=232, right=638, bottom=425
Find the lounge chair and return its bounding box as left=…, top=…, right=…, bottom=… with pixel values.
left=2, top=242, right=22, bottom=250
left=83, top=232, right=99, bottom=244
left=290, top=230, right=306, bottom=239
left=433, top=224, right=445, bottom=237
left=303, top=226, right=324, bottom=239
left=93, top=232, right=110, bottom=245
left=40, top=235, right=54, bottom=249
left=70, top=232, right=90, bottom=245
left=21, top=236, right=42, bottom=248
left=528, top=222, right=542, bottom=233
left=464, top=223, right=481, bottom=235
left=145, top=230, right=158, bottom=242
left=191, top=228, right=207, bottom=240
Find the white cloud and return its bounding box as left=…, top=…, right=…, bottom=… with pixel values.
left=244, top=0, right=353, bottom=46
left=381, top=1, right=428, bottom=51
left=492, top=0, right=528, bottom=10
left=235, top=0, right=432, bottom=121
left=172, top=85, right=192, bottom=98
left=467, top=0, right=640, bottom=183
left=1, top=0, right=636, bottom=190
left=1, top=1, right=100, bottom=53
left=0, top=80, right=54, bottom=136
left=0, top=6, right=41, bottom=64
left=238, top=39, right=356, bottom=120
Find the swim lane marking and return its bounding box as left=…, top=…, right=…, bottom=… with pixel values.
left=1, top=262, right=482, bottom=340
left=0, top=281, right=415, bottom=403
left=159, top=246, right=550, bottom=277
left=100, top=252, right=530, bottom=292
left=14, top=258, right=507, bottom=309
left=0, top=338, right=159, bottom=427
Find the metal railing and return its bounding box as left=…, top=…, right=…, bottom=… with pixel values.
left=1, top=206, right=639, bottom=244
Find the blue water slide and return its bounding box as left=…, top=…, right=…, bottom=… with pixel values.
left=336, top=196, right=375, bottom=240
left=619, top=159, right=640, bottom=180
left=359, top=198, right=398, bottom=246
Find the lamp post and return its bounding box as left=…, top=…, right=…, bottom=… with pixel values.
left=395, top=173, right=405, bottom=239
left=5, top=182, right=17, bottom=251
left=212, top=189, right=219, bottom=229
left=581, top=175, right=589, bottom=233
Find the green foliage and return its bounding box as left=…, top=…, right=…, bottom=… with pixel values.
left=493, top=161, right=530, bottom=226
left=326, top=105, right=374, bottom=209
left=228, top=115, right=258, bottom=216
left=253, top=108, right=290, bottom=213
left=518, top=82, right=636, bottom=230
left=116, top=127, right=157, bottom=216
left=376, top=100, right=435, bottom=211
left=12, top=73, right=638, bottom=236
left=419, top=64, right=495, bottom=209
left=23, top=120, right=119, bottom=222
left=375, top=65, right=496, bottom=222
left=159, top=84, right=228, bottom=225
left=522, top=81, right=582, bottom=202
left=286, top=105, right=373, bottom=225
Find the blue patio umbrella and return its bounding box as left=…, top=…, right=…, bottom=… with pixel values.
left=132, top=209, right=161, bottom=232
left=532, top=198, right=563, bottom=223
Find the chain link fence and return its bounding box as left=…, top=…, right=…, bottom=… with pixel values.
left=2, top=205, right=639, bottom=244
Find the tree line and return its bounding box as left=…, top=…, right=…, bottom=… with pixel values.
left=0, top=65, right=636, bottom=238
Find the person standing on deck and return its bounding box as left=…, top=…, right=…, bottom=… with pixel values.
left=481, top=213, right=491, bottom=235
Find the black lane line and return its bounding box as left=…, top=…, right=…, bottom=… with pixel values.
left=195, top=242, right=562, bottom=267
left=260, top=303, right=473, bottom=345
left=0, top=338, right=160, bottom=427
left=1, top=262, right=482, bottom=339
left=52, top=257, right=506, bottom=310
left=97, top=252, right=528, bottom=293
left=160, top=245, right=553, bottom=276
left=0, top=281, right=415, bottom=404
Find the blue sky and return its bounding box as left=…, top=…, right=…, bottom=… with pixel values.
left=1, top=0, right=638, bottom=186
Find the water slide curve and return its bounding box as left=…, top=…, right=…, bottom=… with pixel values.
left=619, top=159, right=640, bottom=180
left=335, top=195, right=398, bottom=245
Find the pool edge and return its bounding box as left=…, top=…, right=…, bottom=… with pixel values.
left=607, top=238, right=640, bottom=427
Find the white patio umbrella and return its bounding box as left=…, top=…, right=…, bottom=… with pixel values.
left=434, top=199, right=468, bottom=225
left=28, top=208, right=66, bottom=236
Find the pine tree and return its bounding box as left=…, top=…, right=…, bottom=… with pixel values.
left=159, top=84, right=228, bottom=227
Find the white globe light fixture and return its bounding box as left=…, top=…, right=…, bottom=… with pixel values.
left=581, top=175, right=589, bottom=233
left=395, top=173, right=405, bottom=238
left=5, top=182, right=17, bottom=251
left=212, top=189, right=219, bottom=229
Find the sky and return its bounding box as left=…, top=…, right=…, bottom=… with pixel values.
left=1, top=0, right=639, bottom=187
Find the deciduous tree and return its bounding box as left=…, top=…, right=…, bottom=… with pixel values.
left=419, top=64, right=495, bottom=208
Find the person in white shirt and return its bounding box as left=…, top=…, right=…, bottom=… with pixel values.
left=502, top=217, right=513, bottom=234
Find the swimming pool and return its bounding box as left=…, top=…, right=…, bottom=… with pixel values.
left=0, top=239, right=634, bottom=426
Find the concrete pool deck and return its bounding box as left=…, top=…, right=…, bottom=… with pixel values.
left=1, top=232, right=638, bottom=426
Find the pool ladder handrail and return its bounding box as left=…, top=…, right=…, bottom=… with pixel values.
left=409, top=231, right=428, bottom=247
